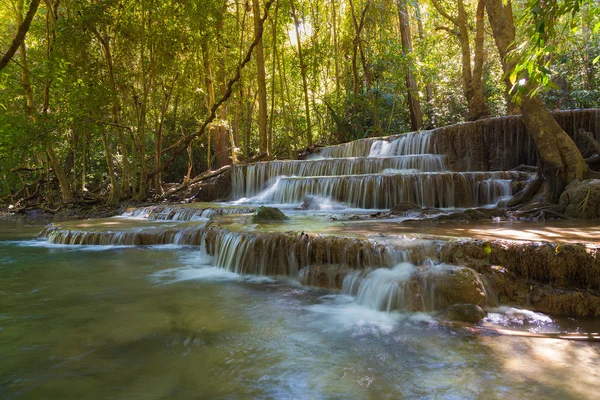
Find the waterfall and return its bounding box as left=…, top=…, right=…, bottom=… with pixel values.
left=238, top=171, right=525, bottom=209
left=341, top=261, right=488, bottom=312
left=119, top=205, right=257, bottom=222
left=342, top=263, right=416, bottom=312
left=231, top=155, right=446, bottom=198
left=368, top=131, right=434, bottom=157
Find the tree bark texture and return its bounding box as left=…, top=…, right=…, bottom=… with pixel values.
left=397, top=0, right=423, bottom=131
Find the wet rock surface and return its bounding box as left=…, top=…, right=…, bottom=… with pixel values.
left=440, top=239, right=600, bottom=316
left=416, top=265, right=487, bottom=308
left=560, top=179, right=600, bottom=219
left=438, top=304, right=486, bottom=323
left=251, top=206, right=290, bottom=223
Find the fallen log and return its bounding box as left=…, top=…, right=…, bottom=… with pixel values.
left=163, top=165, right=232, bottom=198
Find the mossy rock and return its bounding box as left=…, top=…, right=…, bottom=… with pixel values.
left=251, top=206, right=289, bottom=223
left=439, top=304, right=486, bottom=323
left=559, top=179, right=600, bottom=219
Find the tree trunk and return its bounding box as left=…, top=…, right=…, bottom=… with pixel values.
left=290, top=0, right=313, bottom=147
left=397, top=0, right=423, bottom=131
left=331, top=0, right=341, bottom=100
left=414, top=1, right=434, bottom=127
left=469, top=0, right=491, bottom=120
left=100, top=130, right=120, bottom=204
left=42, top=1, right=72, bottom=202
left=253, top=0, right=269, bottom=155
left=487, top=0, right=587, bottom=200
left=431, top=0, right=490, bottom=120
left=267, top=0, right=280, bottom=155
left=46, top=146, right=72, bottom=202
left=280, top=43, right=298, bottom=154
left=81, top=131, right=87, bottom=191
left=202, top=41, right=216, bottom=170
left=90, top=26, right=123, bottom=202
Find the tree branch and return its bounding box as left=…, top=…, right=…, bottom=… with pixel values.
left=0, top=0, right=41, bottom=72
left=146, top=0, right=276, bottom=181
left=430, top=0, right=459, bottom=26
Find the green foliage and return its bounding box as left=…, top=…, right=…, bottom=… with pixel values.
left=0, top=0, right=596, bottom=201
left=511, top=0, right=599, bottom=100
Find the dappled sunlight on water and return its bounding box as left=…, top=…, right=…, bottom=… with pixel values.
left=2, top=222, right=600, bottom=399
left=483, top=336, right=600, bottom=399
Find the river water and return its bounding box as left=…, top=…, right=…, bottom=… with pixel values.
left=1, top=219, right=600, bottom=399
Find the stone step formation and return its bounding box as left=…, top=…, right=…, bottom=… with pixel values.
left=40, top=110, right=600, bottom=319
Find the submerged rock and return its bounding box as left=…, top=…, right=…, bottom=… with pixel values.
left=559, top=179, right=600, bottom=219
left=390, top=202, right=420, bottom=214
left=438, top=304, right=486, bottom=323
left=298, top=196, right=322, bottom=210
left=296, top=196, right=344, bottom=211
left=251, top=206, right=290, bottom=223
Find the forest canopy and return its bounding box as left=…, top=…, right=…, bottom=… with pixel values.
left=0, top=0, right=598, bottom=204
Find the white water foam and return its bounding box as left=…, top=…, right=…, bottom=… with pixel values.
left=6, top=239, right=135, bottom=251
left=151, top=265, right=277, bottom=285
left=486, top=306, right=555, bottom=328
left=305, top=294, right=435, bottom=336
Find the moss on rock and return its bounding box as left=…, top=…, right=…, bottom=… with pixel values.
left=251, top=206, right=290, bottom=223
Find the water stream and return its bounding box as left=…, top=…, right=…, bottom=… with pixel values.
left=2, top=220, right=600, bottom=399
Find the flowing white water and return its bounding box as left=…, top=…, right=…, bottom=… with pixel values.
left=235, top=172, right=523, bottom=209
left=342, top=263, right=416, bottom=312
left=231, top=155, right=446, bottom=198
left=368, top=131, right=434, bottom=157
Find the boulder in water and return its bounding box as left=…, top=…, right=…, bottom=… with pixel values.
left=559, top=179, right=600, bottom=219
left=418, top=265, right=487, bottom=309
left=438, top=304, right=486, bottom=323
left=251, top=206, right=289, bottom=223
left=297, top=196, right=322, bottom=210
left=390, top=202, right=420, bottom=215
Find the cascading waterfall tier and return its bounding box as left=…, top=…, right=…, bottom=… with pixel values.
left=43, top=222, right=435, bottom=271
left=318, top=131, right=435, bottom=159
left=225, top=110, right=600, bottom=209
left=37, top=109, right=600, bottom=317
left=121, top=204, right=257, bottom=221
left=239, top=171, right=525, bottom=209
left=232, top=155, right=446, bottom=198
left=39, top=207, right=600, bottom=317
left=315, top=109, right=599, bottom=170
left=340, top=262, right=488, bottom=312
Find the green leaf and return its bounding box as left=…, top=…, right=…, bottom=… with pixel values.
left=483, top=244, right=492, bottom=256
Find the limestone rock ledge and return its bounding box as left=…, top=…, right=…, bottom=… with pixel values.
left=41, top=221, right=600, bottom=316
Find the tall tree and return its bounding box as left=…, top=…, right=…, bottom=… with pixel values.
left=290, top=0, right=313, bottom=147
left=486, top=0, right=588, bottom=200
left=397, top=0, right=423, bottom=130
left=430, top=0, right=490, bottom=120
left=254, top=0, right=269, bottom=155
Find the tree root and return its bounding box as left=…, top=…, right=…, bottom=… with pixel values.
left=510, top=164, right=538, bottom=173
left=510, top=201, right=570, bottom=221
left=506, top=169, right=543, bottom=207
left=584, top=156, right=600, bottom=167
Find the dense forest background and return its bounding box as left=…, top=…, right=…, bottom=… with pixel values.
left=0, top=0, right=598, bottom=204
